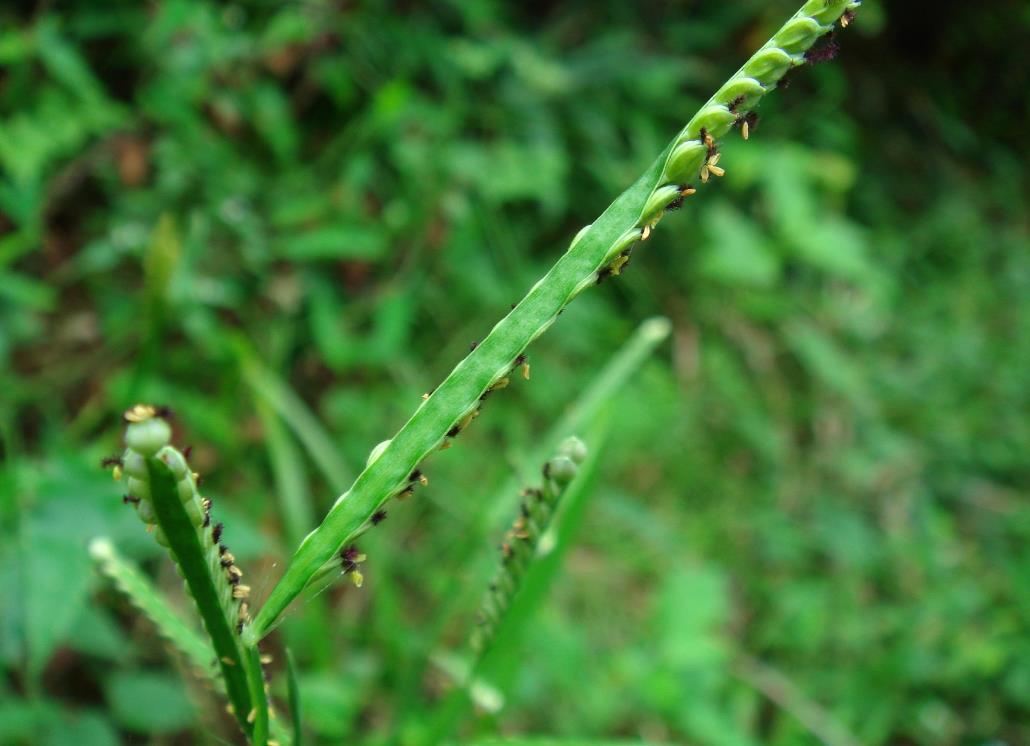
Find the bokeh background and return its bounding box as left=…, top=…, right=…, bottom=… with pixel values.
left=1, top=0, right=1028, bottom=744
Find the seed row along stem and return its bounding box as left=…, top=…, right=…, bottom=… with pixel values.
left=471, top=437, right=586, bottom=655
left=247, top=0, right=860, bottom=644
left=111, top=405, right=269, bottom=742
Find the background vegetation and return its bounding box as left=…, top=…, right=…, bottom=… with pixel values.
left=1, top=0, right=1028, bottom=744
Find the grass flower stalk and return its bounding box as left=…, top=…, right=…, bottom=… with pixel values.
left=110, top=404, right=269, bottom=741
left=247, top=0, right=860, bottom=644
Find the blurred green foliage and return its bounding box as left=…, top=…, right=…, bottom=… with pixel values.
left=1, top=0, right=1028, bottom=744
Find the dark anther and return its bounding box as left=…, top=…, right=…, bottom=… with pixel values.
left=154, top=405, right=174, bottom=420
left=203, top=512, right=211, bottom=528
left=596, top=267, right=612, bottom=285
left=123, top=494, right=140, bottom=504
left=409, top=470, right=422, bottom=483
left=371, top=509, right=387, bottom=525
left=804, top=33, right=839, bottom=64
left=469, top=341, right=479, bottom=351
left=182, top=445, right=193, bottom=460
left=727, top=94, right=746, bottom=113
left=514, top=354, right=527, bottom=367
left=340, top=545, right=361, bottom=573
left=447, top=424, right=461, bottom=437
left=212, top=522, right=224, bottom=543
left=101, top=456, right=123, bottom=468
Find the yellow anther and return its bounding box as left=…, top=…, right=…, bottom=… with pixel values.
left=124, top=404, right=156, bottom=423
left=112, top=465, right=123, bottom=481
left=707, top=153, right=725, bottom=178
left=521, top=362, right=531, bottom=380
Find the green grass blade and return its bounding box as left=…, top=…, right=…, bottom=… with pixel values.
left=88, top=537, right=215, bottom=677
left=459, top=740, right=666, bottom=746
left=286, top=648, right=303, bottom=746
left=248, top=0, right=859, bottom=644
left=241, top=354, right=352, bottom=492
left=145, top=457, right=257, bottom=736
left=256, top=398, right=316, bottom=547
left=244, top=645, right=269, bottom=746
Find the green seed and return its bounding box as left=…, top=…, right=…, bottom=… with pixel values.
left=663, top=141, right=707, bottom=184
left=125, top=417, right=171, bottom=456
left=122, top=451, right=147, bottom=480
left=641, top=185, right=683, bottom=224
left=157, top=446, right=189, bottom=480
left=126, top=477, right=151, bottom=502
left=558, top=436, right=588, bottom=465
left=684, top=105, right=737, bottom=141
left=137, top=498, right=155, bottom=525
left=774, top=17, right=826, bottom=53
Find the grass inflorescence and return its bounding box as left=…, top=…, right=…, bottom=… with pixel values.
left=471, top=437, right=587, bottom=655
left=246, top=0, right=861, bottom=645
left=109, top=404, right=270, bottom=741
